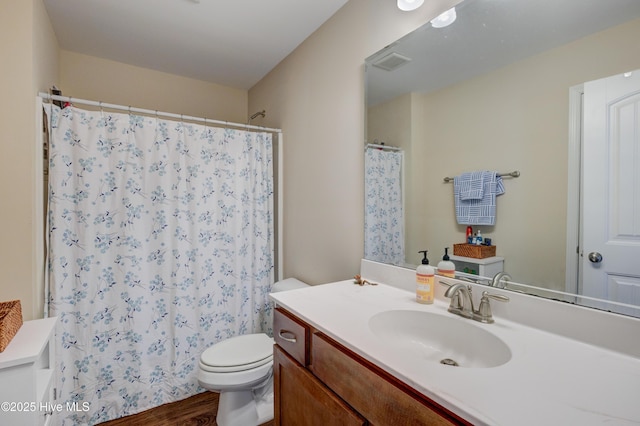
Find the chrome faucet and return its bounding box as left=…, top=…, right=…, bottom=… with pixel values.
left=443, top=282, right=510, bottom=323
left=443, top=283, right=475, bottom=319
left=491, top=272, right=512, bottom=289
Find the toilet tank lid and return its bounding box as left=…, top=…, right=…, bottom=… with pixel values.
left=272, top=278, right=308, bottom=293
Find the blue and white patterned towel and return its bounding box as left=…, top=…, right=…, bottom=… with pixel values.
left=453, top=171, right=504, bottom=225
left=457, top=171, right=486, bottom=200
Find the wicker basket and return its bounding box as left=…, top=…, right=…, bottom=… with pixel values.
left=453, top=243, right=497, bottom=259
left=0, top=300, right=23, bottom=352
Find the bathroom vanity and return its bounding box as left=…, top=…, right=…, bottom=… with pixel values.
left=273, top=307, right=466, bottom=425
left=270, top=262, right=640, bottom=425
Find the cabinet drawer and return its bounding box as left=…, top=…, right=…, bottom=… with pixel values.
left=274, top=308, right=309, bottom=366
left=310, top=332, right=469, bottom=426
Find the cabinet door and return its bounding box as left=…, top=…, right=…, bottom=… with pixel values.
left=273, top=345, right=365, bottom=426
left=310, top=332, right=469, bottom=426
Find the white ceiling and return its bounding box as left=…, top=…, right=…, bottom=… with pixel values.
left=43, top=0, right=349, bottom=90
left=366, top=0, right=640, bottom=106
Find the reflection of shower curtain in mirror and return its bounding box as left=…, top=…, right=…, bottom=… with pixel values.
left=44, top=104, right=274, bottom=424
left=364, top=147, right=404, bottom=264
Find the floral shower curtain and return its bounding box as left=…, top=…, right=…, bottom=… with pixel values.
left=364, top=147, right=404, bottom=265
left=45, top=104, right=274, bottom=425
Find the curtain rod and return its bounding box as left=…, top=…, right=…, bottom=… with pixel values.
left=38, top=92, right=282, bottom=133
left=365, top=143, right=402, bottom=151
left=443, top=170, right=520, bottom=183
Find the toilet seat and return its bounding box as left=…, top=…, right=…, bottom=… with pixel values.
left=200, top=333, right=274, bottom=373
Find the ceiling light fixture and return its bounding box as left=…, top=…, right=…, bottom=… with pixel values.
left=397, top=0, right=424, bottom=12
left=431, top=7, right=457, bottom=28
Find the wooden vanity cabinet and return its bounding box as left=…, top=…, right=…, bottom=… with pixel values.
left=273, top=308, right=365, bottom=425
left=273, top=308, right=470, bottom=426
left=274, top=346, right=366, bottom=425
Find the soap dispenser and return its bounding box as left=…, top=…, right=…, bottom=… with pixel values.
left=437, top=247, right=456, bottom=278
left=416, top=250, right=435, bottom=304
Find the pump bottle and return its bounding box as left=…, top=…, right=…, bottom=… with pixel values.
left=437, top=247, right=456, bottom=278
left=416, top=250, right=435, bottom=304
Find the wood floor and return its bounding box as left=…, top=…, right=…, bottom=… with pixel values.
left=98, top=391, right=275, bottom=426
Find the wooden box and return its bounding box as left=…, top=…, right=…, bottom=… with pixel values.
left=0, top=300, right=23, bottom=352
left=453, top=243, right=497, bottom=259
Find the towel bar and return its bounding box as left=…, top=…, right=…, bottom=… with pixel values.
left=443, top=170, right=520, bottom=183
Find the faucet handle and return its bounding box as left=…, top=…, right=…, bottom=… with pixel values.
left=475, top=291, right=509, bottom=324
left=483, top=291, right=509, bottom=303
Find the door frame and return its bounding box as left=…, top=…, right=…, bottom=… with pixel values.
left=565, top=84, right=583, bottom=296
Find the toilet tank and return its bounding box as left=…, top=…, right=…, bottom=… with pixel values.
left=266, top=278, right=308, bottom=338
left=271, top=278, right=308, bottom=293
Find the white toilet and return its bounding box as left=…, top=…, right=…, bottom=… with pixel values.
left=197, top=278, right=308, bottom=426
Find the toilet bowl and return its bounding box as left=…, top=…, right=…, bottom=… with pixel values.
left=197, top=278, right=308, bottom=426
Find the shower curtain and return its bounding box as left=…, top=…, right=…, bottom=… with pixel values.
left=45, top=104, right=274, bottom=425
left=364, top=147, right=404, bottom=265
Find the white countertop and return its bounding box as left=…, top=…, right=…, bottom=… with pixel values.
left=270, top=280, right=640, bottom=426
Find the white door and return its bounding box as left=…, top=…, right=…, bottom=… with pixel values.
left=581, top=70, right=640, bottom=316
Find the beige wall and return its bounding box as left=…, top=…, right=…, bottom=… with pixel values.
left=249, top=0, right=460, bottom=284
left=59, top=51, right=248, bottom=123
left=0, top=1, right=34, bottom=319
left=370, top=17, right=640, bottom=290
left=0, top=0, right=58, bottom=320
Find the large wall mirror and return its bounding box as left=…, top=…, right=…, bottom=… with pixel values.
left=365, top=0, right=640, bottom=316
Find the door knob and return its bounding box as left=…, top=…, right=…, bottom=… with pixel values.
left=588, top=252, right=603, bottom=263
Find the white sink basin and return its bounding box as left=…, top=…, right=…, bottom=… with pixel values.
left=368, top=310, right=511, bottom=368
